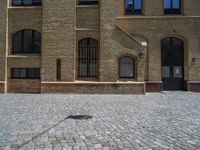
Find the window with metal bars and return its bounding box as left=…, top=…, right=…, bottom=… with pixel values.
left=164, top=0, right=181, bottom=14
left=78, top=38, right=98, bottom=78
left=12, top=29, right=41, bottom=54
left=12, top=0, right=41, bottom=6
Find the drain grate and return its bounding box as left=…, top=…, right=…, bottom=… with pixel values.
left=67, top=115, right=93, bottom=120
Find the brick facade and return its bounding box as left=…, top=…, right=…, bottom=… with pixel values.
left=0, top=0, right=199, bottom=93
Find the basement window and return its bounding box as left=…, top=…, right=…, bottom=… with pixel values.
left=12, top=0, right=41, bottom=6
left=11, top=68, right=40, bottom=79
left=78, top=0, right=98, bottom=5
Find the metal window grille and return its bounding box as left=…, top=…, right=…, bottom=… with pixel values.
left=78, top=38, right=98, bottom=78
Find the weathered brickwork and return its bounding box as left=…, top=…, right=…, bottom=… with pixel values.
left=7, top=80, right=41, bottom=93
left=41, top=82, right=145, bottom=94
left=0, top=0, right=199, bottom=93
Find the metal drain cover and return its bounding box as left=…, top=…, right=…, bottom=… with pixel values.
left=67, top=115, right=93, bottom=120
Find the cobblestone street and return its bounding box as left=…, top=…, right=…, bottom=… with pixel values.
left=0, top=92, right=200, bottom=150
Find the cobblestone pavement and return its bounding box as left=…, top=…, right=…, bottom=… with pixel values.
left=0, top=92, right=200, bottom=150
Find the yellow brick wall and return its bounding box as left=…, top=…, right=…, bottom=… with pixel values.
left=0, top=0, right=199, bottom=93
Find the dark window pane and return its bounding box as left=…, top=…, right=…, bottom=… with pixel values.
left=19, top=69, right=26, bottom=78
left=24, top=30, right=33, bottom=52
left=172, top=38, right=183, bottom=51
left=78, top=0, right=98, bottom=5
left=27, top=68, right=40, bottom=79
left=12, top=0, right=22, bottom=5
left=24, top=0, right=32, bottom=5
left=164, top=0, right=181, bottom=14
left=12, top=0, right=41, bottom=6
left=13, top=32, right=22, bottom=53
left=56, top=59, right=61, bottom=80
left=12, top=69, right=20, bottom=78
left=161, top=38, right=171, bottom=51
left=34, top=31, right=41, bottom=53
left=125, top=0, right=142, bottom=15
left=11, top=68, right=40, bottom=79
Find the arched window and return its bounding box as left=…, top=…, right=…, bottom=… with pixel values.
left=78, top=38, right=98, bottom=78
left=119, top=57, right=135, bottom=79
left=12, top=0, right=41, bottom=6
left=164, top=0, right=181, bottom=14
left=12, top=29, right=41, bottom=54
left=125, top=0, right=142, bottom=15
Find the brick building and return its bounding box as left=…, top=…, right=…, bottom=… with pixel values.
left=0, top=0, right=200, bottom=94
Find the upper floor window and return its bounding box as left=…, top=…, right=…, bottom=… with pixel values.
left=164, top=0, right=181, bottom=14
left=125, top=0, right=142, bottom=15
left=12, top=29, right=41, bottom=54
left=12, top=0, right=41, bottom=6
left=78, top=0, right=98, bottom=5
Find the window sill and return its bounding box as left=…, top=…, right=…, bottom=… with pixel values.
left=8, top=6, right=42, bottom=9
left=8, top=54, right=41, bottom=58
left=116, top=15, right=200, bottom=19
left=76, top=5, right=99, bottom=8
left=10, top=79, right=41, bottom=81
left=118, top=79, right=136, bottom=82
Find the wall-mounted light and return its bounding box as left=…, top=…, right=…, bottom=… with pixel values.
left=139, top=53, right=145, bottom=59
left=192, top=58, right=198, bottom=64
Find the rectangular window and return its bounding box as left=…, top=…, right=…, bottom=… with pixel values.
left=125, top=0, right=142, bottom=15
left=78, top=0, right=98, bottom=5
left=12, top=0, right=41, bottom=6
left=11, top=68, right=40, bottom=79
left=164, top=0, right=181, bottom=14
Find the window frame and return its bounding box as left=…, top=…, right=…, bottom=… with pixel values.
left=78, top=38, right=98, bottom=78
left=11, top=0, right=42, bottom=6
left=119, top=56, right=136, bottom=79
left=11, top=68, right=41, bottom=79
left=12, top=29, right=41, bottom=54
left=164, top=0, right=182, bottom=15
left=124, top=0, right=143, bottom=15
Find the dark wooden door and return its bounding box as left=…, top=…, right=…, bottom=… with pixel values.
left=161, top=37, right=184, bottom=91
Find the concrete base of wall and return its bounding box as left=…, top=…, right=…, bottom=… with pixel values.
left=41, top=81, right=145, bottom=94
left=7, top=80, right=41, bottom=93
left=187, top=81, right=200, bottom=92
left=0, top=82, right=5, bottom=93
left=145, top=81, right=162, bottom=92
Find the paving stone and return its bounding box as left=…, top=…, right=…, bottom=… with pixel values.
left=0, top=92, right=199, bottom=150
